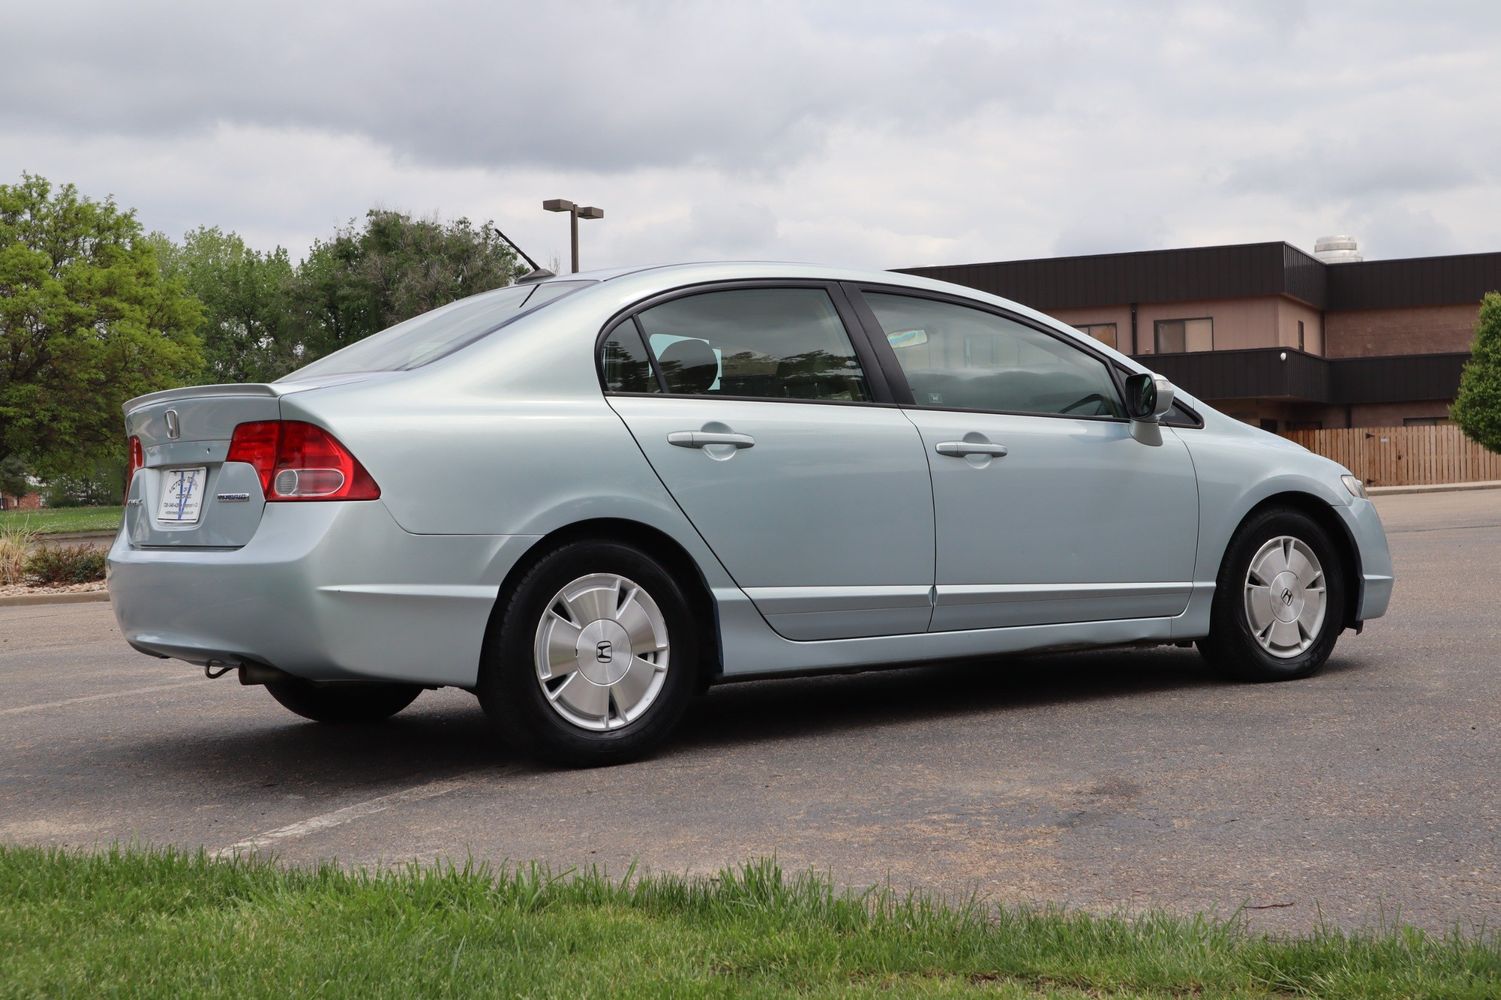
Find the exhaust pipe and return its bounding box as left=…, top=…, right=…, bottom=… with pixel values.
left=238, top=661, right=296, bottom=686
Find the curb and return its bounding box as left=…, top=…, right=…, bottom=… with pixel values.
left=1368, top=481, right=1501, bottom=497
left=0, top=590, right=110, bottom=608
left=26, top=530, right=116, bottom=546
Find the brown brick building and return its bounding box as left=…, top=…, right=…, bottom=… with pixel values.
left=0, top=491, right=43, bottom=511
left=902, top=241, right=1500, bottom=431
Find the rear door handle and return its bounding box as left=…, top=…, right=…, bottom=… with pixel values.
left=668, top=431, right=756, bottom=449
left=935, top=441, right=1007, bottom=458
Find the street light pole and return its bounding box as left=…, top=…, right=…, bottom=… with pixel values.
left=542, top=199, right=604, bottom=273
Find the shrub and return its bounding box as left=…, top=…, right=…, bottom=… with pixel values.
left=1452, top=291, right=1501, bottom=453
left=23, top=544, right=107, bottom=586
left=0, top=525, right=35, bottom=585
left=42, top=465, right=125, bottom=508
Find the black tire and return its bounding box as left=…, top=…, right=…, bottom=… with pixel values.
left=1198, top=507, right=1346, bottom=682
left=265, top=679, right=422, bottom=723
left=478, top=540, right=697, bottom=767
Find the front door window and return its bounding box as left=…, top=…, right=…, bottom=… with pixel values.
left=863, top=293, right=1123, bottom=418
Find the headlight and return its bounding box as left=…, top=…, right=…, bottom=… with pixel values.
left=1340, top=474, right=1368, bottom=499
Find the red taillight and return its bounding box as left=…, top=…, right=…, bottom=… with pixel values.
left=226, top=420, right=380, bottom=502
left=127, top=436, right=144, bottom=487
left=226, top=421, right=281, bottom=495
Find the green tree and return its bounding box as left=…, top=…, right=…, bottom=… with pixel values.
left=1451, top=291, right=1501, bottom=454
left=0, top=175, right=203, bottom=478
left=41, top=460, right=124, bottom=507
left=151, top=227, right=299, bottom=383
left=0, top=454, right=29, bottom=498
left=292, top=210, right=523, bottom=363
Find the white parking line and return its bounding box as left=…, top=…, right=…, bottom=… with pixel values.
left=0, top=679, right=203, bottom=716
left=213, top=774, right=482, bottom=857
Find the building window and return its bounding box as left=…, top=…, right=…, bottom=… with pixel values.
left=1154, top=317, right=1213, bottom=353
left=1403, top=416, right=1451, bottom=426
left=1297, top=320, right=1305, bottom=352
left=1074, top=323, right=1117, bottom=349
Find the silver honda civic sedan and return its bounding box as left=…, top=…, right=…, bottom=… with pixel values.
left=110, top=262, right=1393, bottom=765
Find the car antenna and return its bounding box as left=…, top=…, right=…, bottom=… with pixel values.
left=489, top=224, right=556, bottom=283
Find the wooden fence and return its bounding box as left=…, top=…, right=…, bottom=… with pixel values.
left=1282, top=424, right=1501, bottom=487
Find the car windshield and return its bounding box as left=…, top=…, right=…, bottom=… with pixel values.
left=280, top=280, right=592, bottom=380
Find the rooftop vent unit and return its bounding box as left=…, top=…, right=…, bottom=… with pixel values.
left=1314, top=235, right=1363, bottom=264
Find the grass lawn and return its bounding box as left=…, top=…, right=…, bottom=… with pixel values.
left=0, top=505, right=122, bottom=535
left=1, top=848, right=1495, bottom=998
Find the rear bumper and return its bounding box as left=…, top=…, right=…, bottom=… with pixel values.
left=107, top=502, right=539, bottom=687
left=1337, top=497, right=1394, bottom=622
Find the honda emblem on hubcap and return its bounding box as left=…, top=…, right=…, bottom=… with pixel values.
left=595, top=640, right=613, bottom=662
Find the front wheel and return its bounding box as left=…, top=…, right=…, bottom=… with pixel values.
left=478, top=540, right=697, bottom=767
left=265, top=679, right=422, bottom=723
left=1198, top=508, right=1347, bottom=682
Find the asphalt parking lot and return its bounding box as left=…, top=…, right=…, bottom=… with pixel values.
left=2, top=491, right=1496, bottom=933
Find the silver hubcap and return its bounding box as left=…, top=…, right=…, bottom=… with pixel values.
left=533, top=573, right=670, bottom=731
left=1244, top=535, right=1327, bottom=659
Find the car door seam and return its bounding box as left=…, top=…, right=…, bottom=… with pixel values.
left=895, top=405, right=941, bottom=629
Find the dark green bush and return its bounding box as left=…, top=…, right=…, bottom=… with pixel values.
left=23, top=544, right=107, bottom=585
left=1453, top=291, right=1501, bottom=454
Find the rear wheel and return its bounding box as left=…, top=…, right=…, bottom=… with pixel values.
left=1198, top=507, right=1347, bottom=682
left=478, top=540, right=696, bottom=767
left=265, top=679, right=422, bottom=723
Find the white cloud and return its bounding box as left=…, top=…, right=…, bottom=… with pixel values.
left=2, top=0, right=1498, bottom=271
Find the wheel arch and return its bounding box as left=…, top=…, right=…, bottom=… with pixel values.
left=1231, top=491, right=1363, bottom=630
left=480, top=517, right=723, bottom=691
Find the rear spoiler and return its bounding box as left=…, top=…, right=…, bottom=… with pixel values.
left=123, top=374, right=375, bottom=415
left=123, top=384, right=281, bottom=414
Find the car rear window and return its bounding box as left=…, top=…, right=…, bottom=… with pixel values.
left=280, top=280, right=591, bottom=380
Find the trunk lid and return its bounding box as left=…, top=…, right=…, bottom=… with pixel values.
left=121, top=377, right=367, bottom=547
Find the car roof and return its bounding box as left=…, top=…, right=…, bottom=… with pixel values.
left=554, top=260, right=937, bottom=286
left=538, top=260, right=1088, bottom=343
left=542, top=260, right=1038, bottom=308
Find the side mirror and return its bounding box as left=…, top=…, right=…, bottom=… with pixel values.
left=1124, top=372, right=1175, bottom=423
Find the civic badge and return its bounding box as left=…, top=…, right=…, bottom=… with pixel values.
left=164, top=409, right=180, bottom=440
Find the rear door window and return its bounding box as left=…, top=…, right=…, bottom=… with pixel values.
left=599, top=318, right=660, bottom=393
left=631, top=287, right=870, bottom=402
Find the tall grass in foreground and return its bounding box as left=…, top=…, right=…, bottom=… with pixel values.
left=0, top=523, right=36, bottom=584
left=0, top=846, right=1496, bottom=998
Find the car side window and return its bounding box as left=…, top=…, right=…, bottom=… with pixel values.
left=633, top=288, right=870, bottom=402
left=864, top=293, right=1125, bottom=418
left=600, top=317, right=660, bottom=393
left=1162, top=402, right=1200, bottom=427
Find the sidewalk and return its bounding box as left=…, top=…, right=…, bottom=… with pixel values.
left=1367, top=479, right=1501, bottom=496
left=0, top=588, right=109, bottom=608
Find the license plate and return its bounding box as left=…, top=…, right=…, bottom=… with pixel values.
left=157, top=467, right=208, bottom=524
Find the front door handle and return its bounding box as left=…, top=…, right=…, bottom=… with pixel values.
left=935, top=441, right=1007, bottom=458
left=668, top=431, right=756, bottom=449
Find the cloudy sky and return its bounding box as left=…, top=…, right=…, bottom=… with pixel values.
left=4, top=1, right=1499, bottom=271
